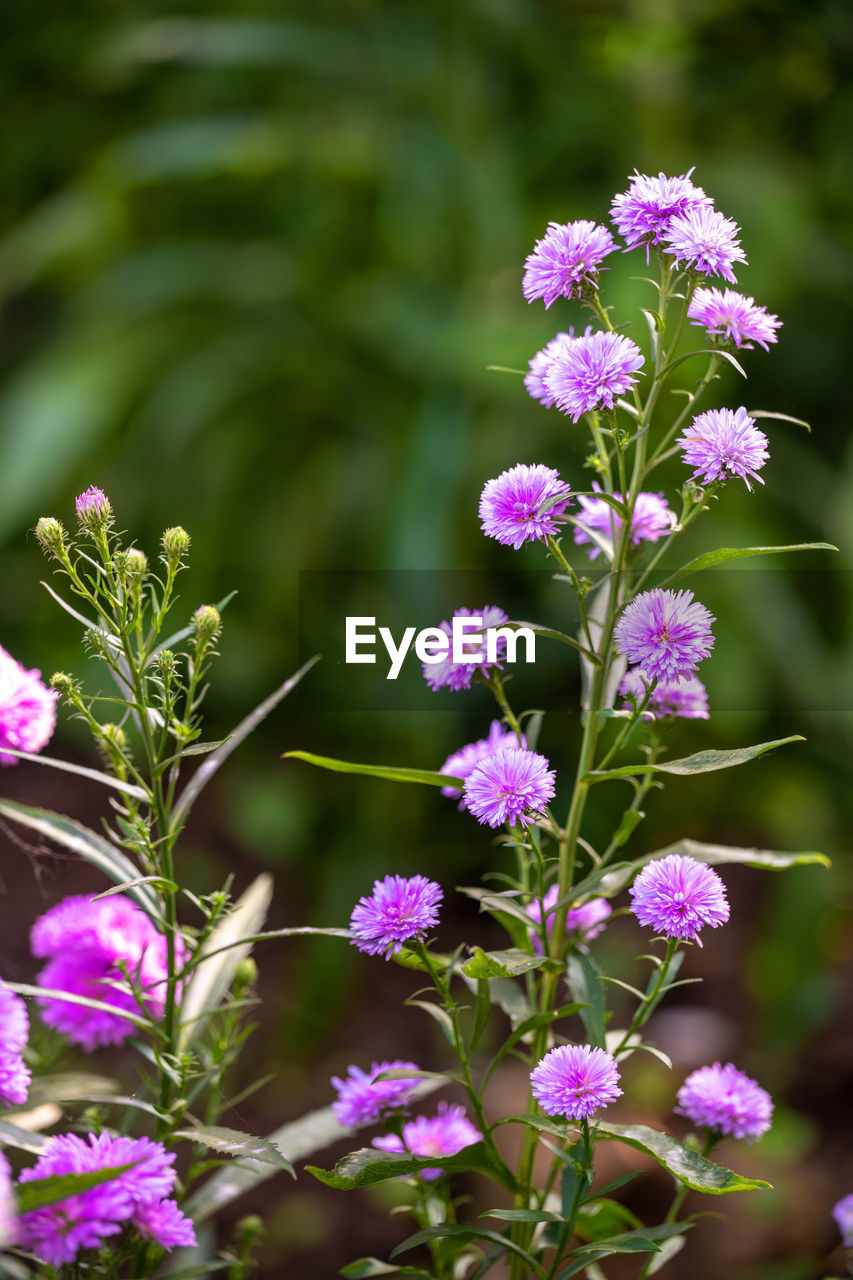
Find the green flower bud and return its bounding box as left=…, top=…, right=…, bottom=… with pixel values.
left=162, top=526, right=191, bottom=565
left=192, top=604, right=221, bottom=642
left=155, top=649, right=177, bottom=682
left=49, top=672, right=77, bottom=699
left=234, top=958, right=258, bottom=990
left=34, top=516, right=67, bottom=557
left=126, top=547, right=148, bottom=576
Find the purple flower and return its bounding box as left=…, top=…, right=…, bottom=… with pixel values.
left=479, top=464, right=573, bottom=550
left=678, top=407, right=769, bottom=490
left=676, top=1062, right=773, bottom=1140
left=526, top=885, right=612, bottom=954
left=17, top=1131, right=195, bottom=1265
left=525, top=332, right=586, bottom=407
left=0, top=645, right=57, bottom=767
left=0, top=1152, right=15, bottom=1249
left=630, top=854, right=729, bottom=944
left=464, top=747, right=556, bottom=829
left=688, top=286, right=781, bottom=351
left=522, top=221, right=617, bottom=307
left=610, top=170, right=711, bottom=254
left=74, top=486, right=112, bottom=528
left=614, top=588, right=714, bottom=681
left=422, top=605, right=509, bottom=692
left=620, top=669, right=709, bottom=720
left=663, top=205, right=747, bottom=283
left=372, top=1103, right=482, bottom=1180
left=573, top=487, right=675, bottom=561
left=530, top=1044, right=622, bottom=1120
left=30, top=895, right=183, bottom=1052
left=543, top=330, right=644, bottom=422
left=331, top=1060, right=424, bottom=1128
left=0, top=978, right=31, bottom=1107
left=440, top=720, right=524, bottom=808
left=350, top=875, right=443, bottom=958
left=833, top=1194, right=853, bottom=1247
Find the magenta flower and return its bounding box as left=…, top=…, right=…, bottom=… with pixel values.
left=614, top=588, right=714, bottom=681
left=678, top=407, right=769, bottom=490
left=573, top=487, right=675, bottom=561
left=525, top=331, right=586, bottom=407
left=523, top=220, right=617, bottom=307
left=610, top=170, right=711, bottom=254
left=0, top=644, right=57, bottom=767
left=440, top=720, right=524, bottom=808
left=676, top=1062, right=773, bottom=1140
left=30, top=895, right=183, bottom=1051
left=630, top=854, right=729, bottom=944
left=350, top=875, right=443, bottom=958
left=620, top=669, right=709, bottom=720
left=74, top=485, right=112, bottom=528
left=422, top=605, right=509, bottom=692
left=17, top=1132, right=195, bottom=1264
left=526, top=884, right=611, bottom=954
left=0, top=979, right=30, bottom=1107
left=0, top=1152, right=14, bottom=1249
left=464, top=747, right=556, bottom=829
left=372, top=1103, right=482, bottom=1180
left=331, top=1060, right=424, bottom=1128
left=688, top=286, right=781, bottom=351
left=544, top=330, right=644, bottom=422
left=479, top=463, right=572, bottom=550
left=531, top=1044, right=622, bottom=1120
left=833, top=1194, right=853, bottom=1247
left=663, top=205, right=747, bottom=283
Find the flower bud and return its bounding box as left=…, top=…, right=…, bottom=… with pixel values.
left=154, top=649, right=177, bottom=683
left=75, top=486, right=112, bottom=531
left=126, top=547, right=148, bottom=576
left=34, top=516, right=67, bottom=557
left=234, top=958, right=258, bottom=990
left=161, top=526, right=191, bottom=566
left=100, top=723, right=128, bottom=753
left=49, top=672, right=77, bottom=699
left=192, top=605, right=221, bottom=643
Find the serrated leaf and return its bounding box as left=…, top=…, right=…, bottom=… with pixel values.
left=173, top=1125, right=294, bottom=1174
left=658, top=542, right=836, bottom=588
left=587, top=736, right=803, bottom=782
left=16, top=1163, right=138, bottom=1213
left=307, top=1143, right=518, bottom=1194
left=283, top=751, right=460, bottom=790
left=595, top=1122, right=771, bottom=1193
left=461, top=947, right=549, bottom=979
left=566, top=952, right=606, bottom=1049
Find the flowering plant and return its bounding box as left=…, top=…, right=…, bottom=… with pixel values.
left=0, top=170, right=842, bottom=1278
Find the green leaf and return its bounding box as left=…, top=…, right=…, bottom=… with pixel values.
left=8, top=982, right=153, bottom=1033
left=173, top=1125, right=294, bottom=1175
left=664, top=347, right=746, bottom=379
left=340, top=1261, right=436, bottom=1279
left=92, top=876, right=178, bottom=899
left=389, top=1224, right=544, bottom=1278
left=587, top=736, right=803, bottom=781
left=0, top=1119, right=50, bottom=1154
left=566, top=952, right=606, bottom=1049
left=0, top=748, right=149, bottom=799
left=481, top=1208, right=563, bottom=1224
left=505, top=621, right=596, bottom=663
left=0, top=800, right=161, bottom=915
left=641, top=838, right=829, bottom=874
left=283, top=751, right=460, bottom=790
left=406, top=999, right=457, bottom=1046
left=575, top=1198, right=644, bottom=1241
left=175, top=656, right=320, bottom=822
left=658, top=543, right=837, bottom=588
left=461, top=947, right=549, bottom=979
left=307, top=1143, right=518, bottom=1194
left=569, top=1222, right=690, bottom=1257
left=16, top=1163, right=138, bottom=1213
left=456, top=886, right=536, bottom=926
left=748, top=409, right=811, bottom=431
left=595, top=1122, right=772, bottom=1193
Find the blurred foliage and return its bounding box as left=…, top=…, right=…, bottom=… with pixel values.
left=1, top=0, right=852, bottom=1274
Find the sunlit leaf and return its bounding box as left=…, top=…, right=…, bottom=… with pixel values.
left=586, top=736, right=803, bottom=782
left=173, top=1125, right=294, bottom=1174
left=595, top=1122, right=771, bottom=1193
left=307, top=1143, right=518, bottom=1194
left=658, top=542, right=836, bottom=588
left=283, top=751, right=460, bottom=790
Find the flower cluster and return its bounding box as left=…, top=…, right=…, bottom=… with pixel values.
left=31, top=895, right=181, bottom=1051
left=531, top=1044, right=622, bottom=1121
left=0, top=644, right=57, bottom=767
left=610, top=169, right=710, bottom=254
left=372, top=1103, right=482, bottom=1179
left=573, top=487, right=675, bottom=560
left=0, top=980, right=30, bottom=1107
left=526, top=885, right=611, bottom=953
left=479, top=463, right=572, bottom=549
left=676, top=1062, right=773, bottom=1140
left=619, top=669, right=709, bottom=720
left=17, top=1132, right=195, bottom=1264
left=331, top=1060, right=424, bottom=1128
left=350, top=875, right=443, bottom=958
left=440, top=720, right=524, bottom=808
left=630, top=854, right=729, bottom=944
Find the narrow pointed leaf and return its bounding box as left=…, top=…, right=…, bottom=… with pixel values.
left=640, top=838, right=829, bottom=874
left=341, top=1262, right=436, bottom=1279
left=284, top=751, right=460, bottom=790
left=0, top=749, right=149, bottom=799
left=461, top=947, right=550, bottom=979
left=595, top=1122, right=772, bottom=1193
left=92, top=876, right=177, bottom=900
left=748, top=409, right=811, bottom=431
left=389, top=1224, right=544, bottom=1276
left=173, top=1125, right=294, bottom=1174
left=0, top=1119, right=50, bottom=1154
left=308, top=1143, right=518, bottom=1194
left=7, top=983, right=153, bottom=1033
left=658, top=543, right=837, bottom=588
left=586, top=736, right=803, bottom=781
left=16, top=1163, right=138, bottom=1213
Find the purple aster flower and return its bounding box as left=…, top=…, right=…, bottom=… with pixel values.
left=422, top=605, right=509, bottom=692
left=30, top=895, right=183, bottom=1052
left=372, top=1103, right=482, bottom=1180
left=620, top=669, right=709, bottom=720
left=614, top=588, right=714, bottom=681
left=522, top=220, right=617, bottom=307
left=0, top=978, right=31, bottom=1107
left=17, top=1131, right=195, bottom=1265
left=0, top=1152, right=15, bottom=1250
left=74, top=485, right=112, bottom=528
left=678, top=407, right=769, bottom=490
left=440, top=720, right=524, bottom=808
left=663, top=205, right=747, bottom=283
left=543, top=330, right=644, bottom=422
left=479, top=463, right=573, bottom=550
left=530, top=1044, right=622, bottom=1120
left=573, top=486, right=675, bottom=561
left=676, top=1062, right=773, bottom=1140
left=688, top=286, right=781, bottom=351
left=0, top=645, right=57, bottom=767
left=832, top=1194, right=853, bottom=1247
left=526, top=884, right=612, bottom=954
left=525, top=331, right=587, bottom=407
left=350, top=875, right=443, bottom=958
left=610, top=170, right=711, bottom=255
left=464, top=747, right=556, bottom=829
left=331, top=1060, right=424, bottom=1128
left=630, top=854, right=729, bottom=944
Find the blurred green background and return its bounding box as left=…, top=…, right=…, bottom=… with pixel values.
left=1, top=0, right=852, bottom=1275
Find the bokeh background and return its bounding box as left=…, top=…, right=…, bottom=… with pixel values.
left=1, top=1, right=852, bottom=1276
